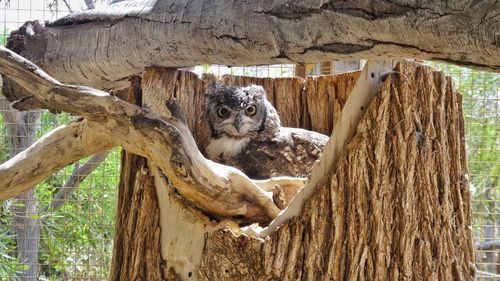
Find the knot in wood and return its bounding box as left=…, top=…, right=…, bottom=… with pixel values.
left=170, top=156, right=188, bottom=178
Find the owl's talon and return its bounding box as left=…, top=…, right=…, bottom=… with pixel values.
left=272, top=185, right=287, bottom=210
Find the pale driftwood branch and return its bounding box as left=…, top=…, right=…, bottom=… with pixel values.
left=0, top=120, right=113, bottom=200
left=258, top=60, right=397, bottom=237
left=0, top=46, right=297, bottom=222
left=7, top=0, right=498, bottom=90
left=42, top=151, right=111, bottom=212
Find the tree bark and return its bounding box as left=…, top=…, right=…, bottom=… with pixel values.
left=105, top=61, right=475, bottom=280
left=5, top=0, right=499, bottom=92
left=110, top=152, right=166, bottom=280
left=0, top=95, right=41, bottom=280
left=198, top=61, right=474, bottom=281
left=0, top=48, right=475, bottom=279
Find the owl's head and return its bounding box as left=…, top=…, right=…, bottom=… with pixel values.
left=204, top=83, right=280, bottom=139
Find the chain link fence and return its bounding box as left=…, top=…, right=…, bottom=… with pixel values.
left=0, top=1, right=498, bottom=280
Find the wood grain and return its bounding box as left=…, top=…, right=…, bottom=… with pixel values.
left=199, top=62, right=474, bottom=281
left=3, top=0, right=498, bottom=90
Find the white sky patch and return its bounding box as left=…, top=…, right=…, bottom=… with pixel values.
left=0, top=0, right=112, bottom=37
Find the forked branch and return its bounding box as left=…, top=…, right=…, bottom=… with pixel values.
left=0, top=46, right=303, bottom=223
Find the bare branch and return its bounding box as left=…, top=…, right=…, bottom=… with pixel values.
left=477, top=271, right=500, bottom=278
left=7, top=0, right=498, bottom=89
left=0, top=119, right=113, bottom=200
left=0, top=46, right=296, bottom=222
left=61, top=0, right=73, bottom=13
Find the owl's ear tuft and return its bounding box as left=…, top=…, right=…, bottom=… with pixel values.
left=204, top=82, right=224, bottom=97
left=245, top=84, right=267, bottom=99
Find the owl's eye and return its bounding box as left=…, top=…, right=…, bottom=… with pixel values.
left=217, top=107, right=230, bottom=118
left=245, top=105, right=257, bottom=116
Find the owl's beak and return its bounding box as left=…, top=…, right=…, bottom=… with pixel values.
left=234, top=115, right=242, bottom=133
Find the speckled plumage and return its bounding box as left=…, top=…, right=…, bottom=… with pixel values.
left=204, top=83, right=328, bottom=179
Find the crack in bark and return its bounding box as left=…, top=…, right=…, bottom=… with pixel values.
left=301, top=43, right=373, bottom=55
left=369, top=39, right=442, bottom=55
left=214, top=34, right=248, bottom=44
left=431, top=56, right=500, bottom=71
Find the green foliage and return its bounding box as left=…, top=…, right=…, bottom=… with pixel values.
left=0, top=110, right=119, bottom=280
left=0, top=27, right=8, bottom=46
left=33, top=110, right=120, bottom=279
left=0, top=203, right=26, bottom=280
left=430, top=63, right=499, bottom=252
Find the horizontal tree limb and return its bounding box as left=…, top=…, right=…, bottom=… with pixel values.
left=8, top=0, right=499, bottom=90
left=0, top=46, right=302, bottom=223
left=0, top=120, right=114, bottom=200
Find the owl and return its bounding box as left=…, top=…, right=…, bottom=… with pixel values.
left=204, top=83, right=329, bottom=180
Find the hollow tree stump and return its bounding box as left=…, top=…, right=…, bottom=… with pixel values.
left=111, top=61, right=474, bottom=280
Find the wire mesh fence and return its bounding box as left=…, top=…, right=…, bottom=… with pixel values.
left=0, top=1, right=499, bottom=280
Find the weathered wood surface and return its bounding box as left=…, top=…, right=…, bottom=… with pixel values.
left=107, top=61, right=473, bottom=280
left=0, top=46, right=291, bottom=222
left=5, top=0, right=499, bottom=91
left=199, top=62, right=474, bottom=281
left=305, top=72, right=360, bottom=135
left=102, top=65, right=363, bottom=279
left=261, top=61, right=397, bottom=237
left=110, top=152, right=165, bottom=280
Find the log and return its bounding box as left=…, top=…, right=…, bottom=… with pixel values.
left=305, top=72, right=360, bottom=135
left=4, top=0, right=499, bottom=91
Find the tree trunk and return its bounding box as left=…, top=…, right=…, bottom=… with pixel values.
left=4, top=0, right=499, bottom=92
left=0, top=94, right=41, bottom=280
left=110, top=61, right=474, bottom=280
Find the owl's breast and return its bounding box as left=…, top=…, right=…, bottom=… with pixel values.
left=206, top=136, right=250, bottom=160
left=223, top=127, right=329, bottom=179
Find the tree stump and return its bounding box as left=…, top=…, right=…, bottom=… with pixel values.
left=111, top=61, right=474, bottom=280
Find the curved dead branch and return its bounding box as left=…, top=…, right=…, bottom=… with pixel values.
left=0, top=46, right=303, bottom=223
left=0, top=120, right=113, bottom=199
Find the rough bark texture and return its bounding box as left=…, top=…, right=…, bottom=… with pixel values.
left=198, top=62, right=474, bottom=281
left=305, top=72, right=360, bottom=135
left=110, top=152, right=165, bottom=281
left=108, top=67, right=362, bottom=279
left=107, top=61, right=473, bottom=280
left=5, top=0, right=499, bottom=91
left=1, top=97, right=41, bottom=281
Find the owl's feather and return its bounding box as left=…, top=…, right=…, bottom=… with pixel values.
left=204, top=83, right=328, bottom=179
left=206, top=136, right=250, bottom=159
